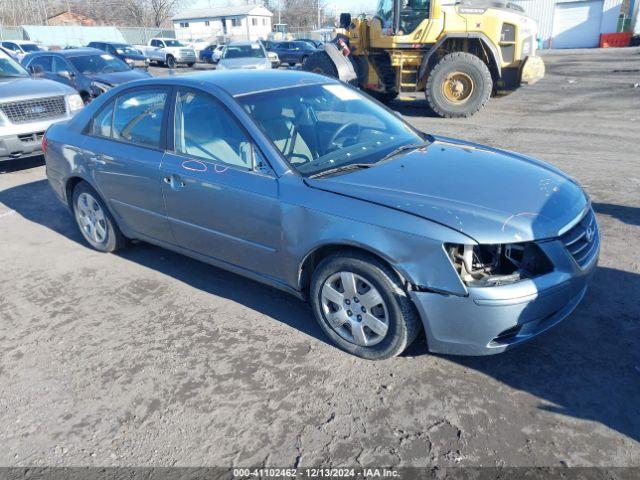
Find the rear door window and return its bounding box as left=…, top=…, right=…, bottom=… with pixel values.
left=112, top=89, right=168, bottom=149
left=29, top=55, right=52, bottom=72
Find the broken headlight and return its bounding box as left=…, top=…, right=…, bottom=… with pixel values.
left=446, top=243, right=553, bottom=287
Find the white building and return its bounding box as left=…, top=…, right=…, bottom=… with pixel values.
left=172, top=5, right=273, bottom=42
left=511, top=0, right=624, bottom=49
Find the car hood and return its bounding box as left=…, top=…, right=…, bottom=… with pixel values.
left=87, top=69, right=151, bottom=85
left=306, top=136, right=588, bottom=244
left=121, top=52, right=147, bottom=61
left=219, top=57, right=270, bottom=69
left=0, top=76, right=77, bottom=100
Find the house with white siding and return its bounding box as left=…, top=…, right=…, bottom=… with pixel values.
left=510, top=0, right=624, bottom=48
left=172, top=5, right=273, bottom=42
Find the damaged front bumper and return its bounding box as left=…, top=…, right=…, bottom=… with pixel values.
left=410, top=232, right=599, bottom=356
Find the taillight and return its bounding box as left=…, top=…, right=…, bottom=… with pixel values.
left=41, top=134, right=47, bottom=155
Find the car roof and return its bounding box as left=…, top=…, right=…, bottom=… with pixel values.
left=31, top=48, right=102, bottom=56
left=131, top=70, right=335, bottom=97
left=227, top=40, right=261, bottom=46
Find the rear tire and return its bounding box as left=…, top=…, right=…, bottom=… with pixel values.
left=425, top=52, right=492, bottom=118
left=310, top=252, right=421, bottom=360
left=72, top=182, right=126, bottom=253
left=302, top=50, right=338, bottom=78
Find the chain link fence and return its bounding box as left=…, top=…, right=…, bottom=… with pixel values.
left=118, top=27, right=175, bottom=45
left=0, top=25, right=174, bottom=45
left=0, top=26, right=23, bottom=40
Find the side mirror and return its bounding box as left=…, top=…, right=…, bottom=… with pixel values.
left=30, top=64, right=44, bottom=76
left=339, top=13, right=352, bottom=29
left=57, top=70, right=74, bottom=79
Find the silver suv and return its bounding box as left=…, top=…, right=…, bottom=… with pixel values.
left=0, top=50, right=83, bottom=163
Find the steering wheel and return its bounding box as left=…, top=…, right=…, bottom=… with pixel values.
left=328, top=122, right=361, bottom=150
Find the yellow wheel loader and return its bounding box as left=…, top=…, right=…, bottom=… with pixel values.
left=303, top=0, right=545, bottom=118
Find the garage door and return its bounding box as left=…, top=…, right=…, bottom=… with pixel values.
left=552, top=1, right=603, bottom=48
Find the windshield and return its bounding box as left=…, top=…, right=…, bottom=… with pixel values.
left=376, top=0, right=394, bottom=29
left=223, top=44, right=265, bottom=59
left=163, top=40, right=184, bottom=47
left=21, top=43, right=41, bottom=52
left=0, top=54, right=29, bottom=77
left=113, top=44, right=140, bottom=55
left=238, top=83, right=425, bottom=177
left=68, top=54, right=129, bottom=74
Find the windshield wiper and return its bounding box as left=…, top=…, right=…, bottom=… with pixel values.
left=309, top=163, right=372, bottom=179
left=379, top=142, right=429, bottom=163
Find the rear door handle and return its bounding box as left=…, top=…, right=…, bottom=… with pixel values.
left=163, top=174, right=186, bottom=189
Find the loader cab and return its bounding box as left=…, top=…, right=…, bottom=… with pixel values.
left=375, top=0, right=432, bottom=35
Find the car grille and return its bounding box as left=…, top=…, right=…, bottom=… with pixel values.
left=18, top=131, right=45, bottom=143
left=560, top=208, right=599, bottom=268
left=180, top=49, right=196, bottom=57
left=0, top=96, right=66, bottom=124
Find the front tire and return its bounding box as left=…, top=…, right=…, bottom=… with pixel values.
left=425, top=52, right=493, bottom=118
left=166, top=55, right=176, bottom=69
left=72, top=182, right=126, bottom=253
left=186, top=62, right=195, bottom=68
left=310, top=252, right=421, bottom=360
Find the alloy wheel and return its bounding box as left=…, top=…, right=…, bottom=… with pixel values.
left=75, top=192, right=108, bottom=245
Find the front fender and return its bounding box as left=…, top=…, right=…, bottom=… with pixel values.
left=279, top=177, right=472, bottom=296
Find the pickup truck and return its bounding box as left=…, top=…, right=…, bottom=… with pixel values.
left=135, top=38, right=196, bottom=68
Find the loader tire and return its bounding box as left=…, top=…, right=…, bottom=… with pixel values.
left=302, top=51, right=338, bottom=79
left=425, top=52, right=492, bottom=118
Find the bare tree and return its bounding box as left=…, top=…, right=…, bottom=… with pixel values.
left=0, top=0, right=191, bottom=27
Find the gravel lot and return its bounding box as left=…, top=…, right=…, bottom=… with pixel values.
left=1, top=47, right=639, bottom=467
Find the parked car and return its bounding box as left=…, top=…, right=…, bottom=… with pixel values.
left=267, top=51, right=280, bottom=68
left=188, top=39, right=214, bottom=57
left=0, top=45, right=18, bottom=60
left=211, top=45, right=225, bottom=63
left=271, top=41, right=318, bottom=66
left=198, top=44, right=217, bottom=64
left=42, top=70, right=599, bottom=360
left=21, top=48, right=151, bottom=103
left=1, top=41, right=43, bottom=60
left=87, top=42, right=150, bottom=70
left=297, top=38, right=324, bottom=49
left=258, top=41, right=280, bottom=67
left=0, top=50, right=83, bottom=163
left=216, top=41, right=272, bottom=70
left=135, top=38, right=196, bottom=68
